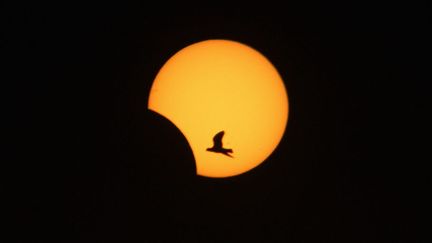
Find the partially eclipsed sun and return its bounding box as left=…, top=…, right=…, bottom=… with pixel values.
left=148, top=40, right=289, bottom=178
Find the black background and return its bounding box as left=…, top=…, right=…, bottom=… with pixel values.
left=4, top=2, right=430, bottom=242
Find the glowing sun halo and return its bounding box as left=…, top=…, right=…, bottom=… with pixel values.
left=148, top=40, right=289, bottom=178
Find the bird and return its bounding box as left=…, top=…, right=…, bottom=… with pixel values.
left=206, top=131, right=233, bottom=158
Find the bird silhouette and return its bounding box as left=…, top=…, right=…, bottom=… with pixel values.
left=206, top=131, right=233, bottom=158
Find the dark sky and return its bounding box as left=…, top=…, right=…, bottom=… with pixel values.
left=4, top=2, right=429, bottom=242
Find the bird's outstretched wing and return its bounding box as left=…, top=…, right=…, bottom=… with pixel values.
left=212, top=131, right=225, bottom=149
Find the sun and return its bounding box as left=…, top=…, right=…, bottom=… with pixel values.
left=148, top=39, right=289, bottom=178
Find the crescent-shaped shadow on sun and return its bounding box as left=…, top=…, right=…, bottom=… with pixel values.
left=122, top=109, right=199, bottom=237
left=129, top=109, right=196, bottom=180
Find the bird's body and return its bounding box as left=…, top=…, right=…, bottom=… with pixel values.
left=206, top=131, right=234, bottom=158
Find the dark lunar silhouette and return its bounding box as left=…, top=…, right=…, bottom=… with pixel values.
left=206, top=131, right=234, bottom=158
